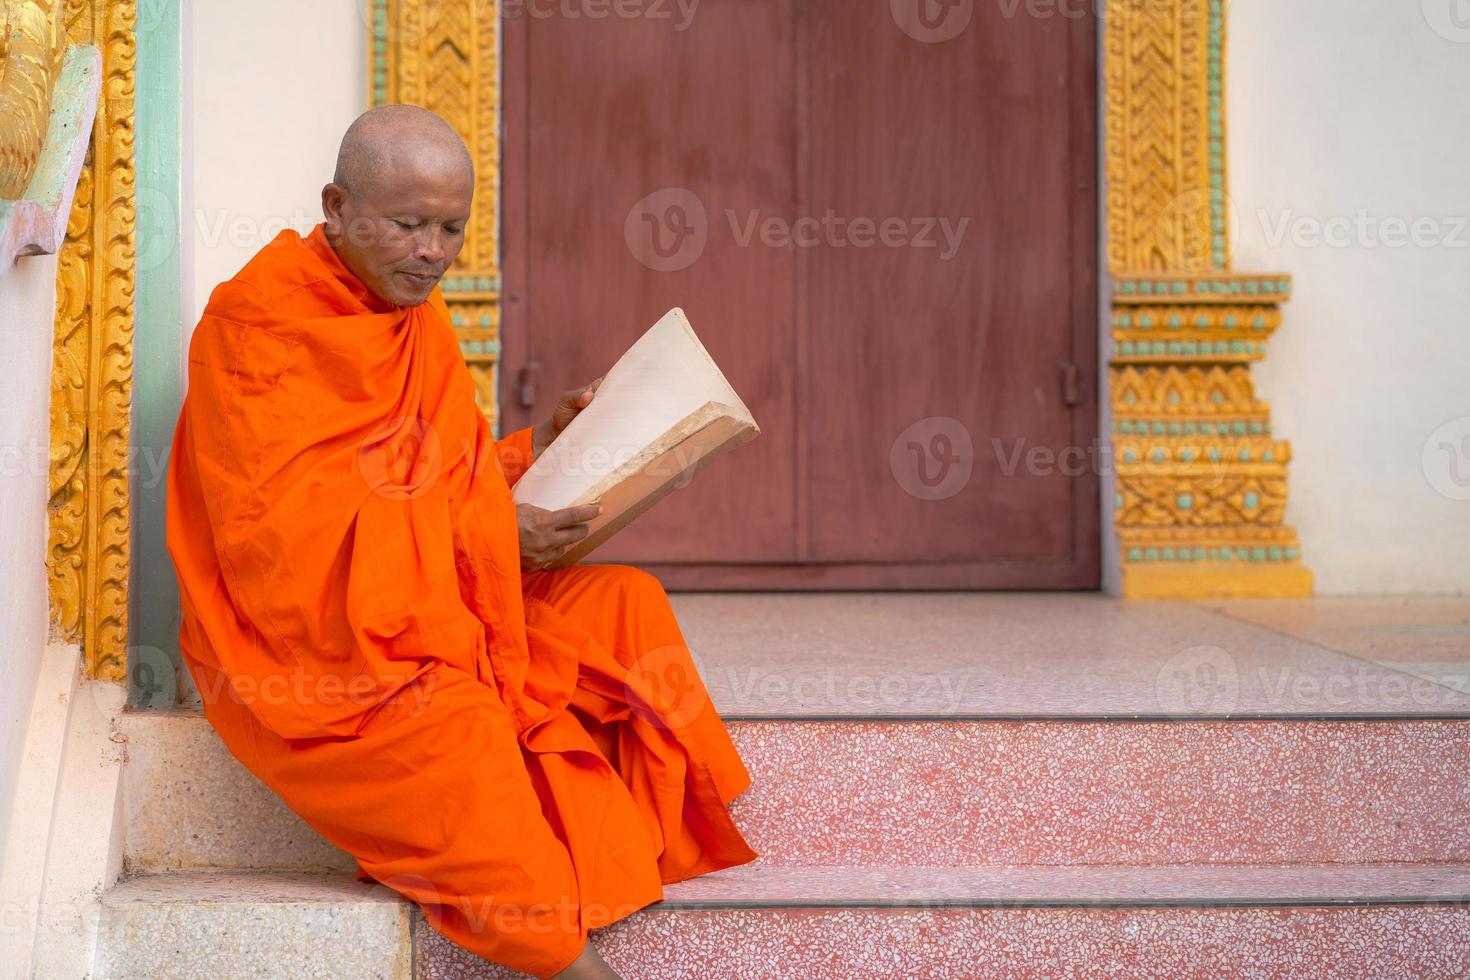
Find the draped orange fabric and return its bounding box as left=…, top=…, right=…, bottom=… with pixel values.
left=165, top=225, right=758, bottom=977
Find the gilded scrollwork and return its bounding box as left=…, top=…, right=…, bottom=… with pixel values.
left=47, top=0, right=135, bottom=680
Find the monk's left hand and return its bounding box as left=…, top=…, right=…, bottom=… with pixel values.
left=517, top=502, right=602, bottom=571
left=532, top=377, right=604, bottom=458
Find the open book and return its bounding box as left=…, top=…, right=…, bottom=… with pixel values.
left=510, top=308, right=760, bottom=567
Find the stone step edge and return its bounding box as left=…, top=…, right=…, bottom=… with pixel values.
left=105, top=863, right=1470, bottom=912
left=127, top=705, right=1470, bottom=725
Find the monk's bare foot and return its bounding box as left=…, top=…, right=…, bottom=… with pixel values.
left=549, top=941, right=622, bottom=979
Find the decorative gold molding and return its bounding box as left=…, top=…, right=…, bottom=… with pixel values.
left=1104, top=0, right=1311, bottom=598
left=48, top=0, right=135, bottom=679
left=370, top=0, right=501, bottom=431
left=0, top=0, right=65, bottom=196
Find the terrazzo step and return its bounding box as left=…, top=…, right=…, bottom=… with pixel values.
left=97, top=865, right=1470, bottom=979
left=118, top=708, right=1470, bottom=874
left=95, top=870, right=412, bottom=979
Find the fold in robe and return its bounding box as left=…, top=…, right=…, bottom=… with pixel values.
left=165, top=225, right=759, bottom=977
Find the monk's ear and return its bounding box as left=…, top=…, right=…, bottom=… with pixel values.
left=322, top=183, right=348, bottom=237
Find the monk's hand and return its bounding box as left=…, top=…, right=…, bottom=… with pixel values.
left=517, top=502, right=602, bottom=571
left=532, top=377, right=604, bottom=459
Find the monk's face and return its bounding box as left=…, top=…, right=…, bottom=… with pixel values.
left=322, top=155, right=473, bottom=308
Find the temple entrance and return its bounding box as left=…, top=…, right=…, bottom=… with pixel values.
left=502, top=1, right=1098, bottom=589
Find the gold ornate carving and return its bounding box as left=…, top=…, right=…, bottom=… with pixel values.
left=1104, top=0, right=1311, bottom=598
left=0, top=0, right=65, bottom=196
left=372, top=0, right=502, bottom=429
left=48, top=0, right=134, bottom=680
left=1104, top=0, right=1223, bottom=273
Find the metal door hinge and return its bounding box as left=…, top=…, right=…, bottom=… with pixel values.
left=1060, top=361, right=1082, bottom=407
left=518, top=360, right=542, bottom=409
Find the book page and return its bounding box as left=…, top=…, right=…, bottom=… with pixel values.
left=511, top=308, right=755, bottom=512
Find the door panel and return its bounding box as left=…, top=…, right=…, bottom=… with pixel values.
left=805, top=4, right=1083, bottom=564
left=503, top=2, right=1098, bottom=588
left=503, top=2, right=799, bottom=563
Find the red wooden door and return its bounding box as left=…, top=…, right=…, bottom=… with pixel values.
left=503, top=2, right=1098, bottom=589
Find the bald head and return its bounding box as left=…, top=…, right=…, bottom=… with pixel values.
left=321, top=104, right=476, bottom=308
left=334, top=104, right=474, bottom=196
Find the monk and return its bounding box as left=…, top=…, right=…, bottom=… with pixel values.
left=164, top=104, right=758, bottom=979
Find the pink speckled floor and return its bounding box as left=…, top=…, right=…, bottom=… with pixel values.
left=667, top=593, right=1470, bottom=717
left=724, top=718, right=1470, bottom=866
left=418, top=903, right=1470, bottom=979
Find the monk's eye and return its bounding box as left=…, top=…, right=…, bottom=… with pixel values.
left=445, top=226, right=463, bottom=237
left=394, top=219, right=420, bottom=231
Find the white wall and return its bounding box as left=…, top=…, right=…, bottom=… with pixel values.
left=189, top=0, right=367, bottom=327
left=1228, top=0, right=1470, bottom=594
left=0, top=252, right=62, bottom=880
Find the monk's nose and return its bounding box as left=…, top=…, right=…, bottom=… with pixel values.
left=414, top=230, right=448, bottom=267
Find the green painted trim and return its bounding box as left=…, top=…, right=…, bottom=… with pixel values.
left=372, top=0, right=390, bottom=106
left=1208, top=0, right=1227, bottom=269
left=130, top=0, right=184, bottom=707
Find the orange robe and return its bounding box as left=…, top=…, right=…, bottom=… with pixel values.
left=165, top=225, right=758, bottom=977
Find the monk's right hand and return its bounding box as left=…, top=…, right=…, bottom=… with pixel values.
left=516, top=503, right=602, bottom=571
